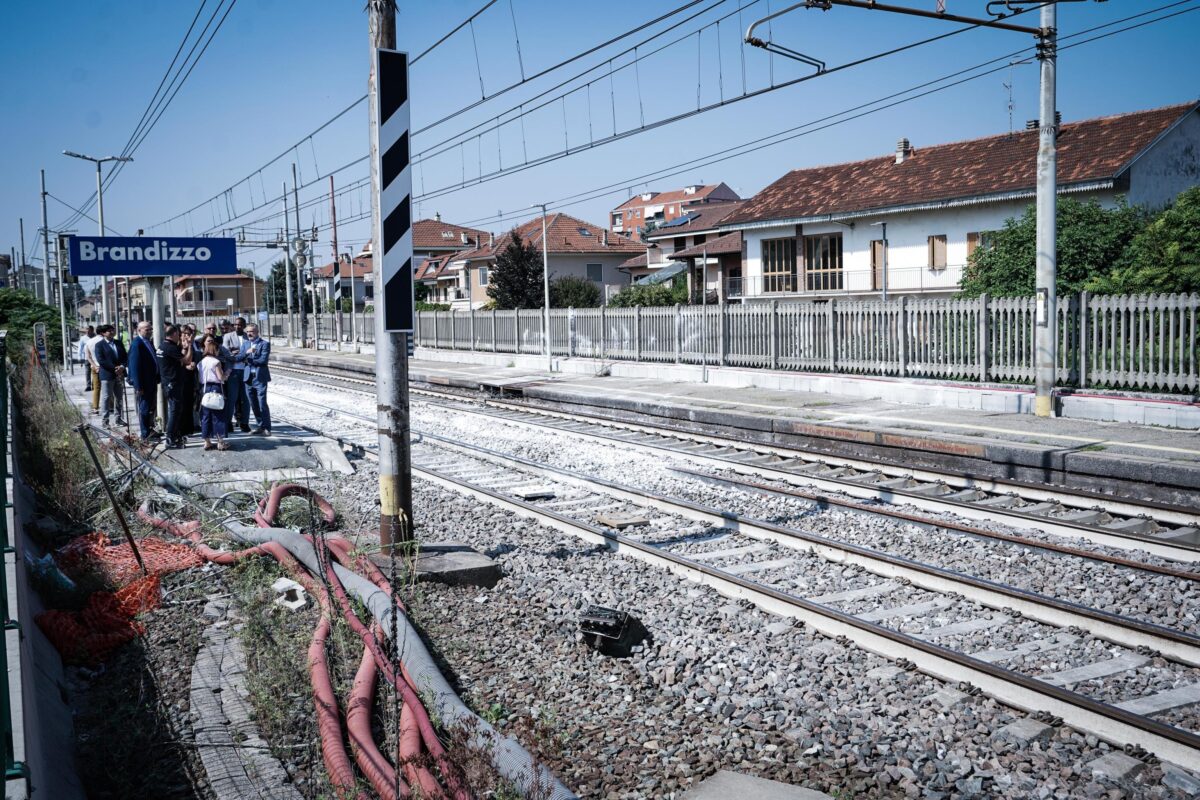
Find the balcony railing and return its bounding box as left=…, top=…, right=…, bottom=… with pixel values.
left=728, top=264, right=965, bottom=298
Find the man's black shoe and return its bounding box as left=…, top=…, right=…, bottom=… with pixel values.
left=240, top=424, right=251, bottom=433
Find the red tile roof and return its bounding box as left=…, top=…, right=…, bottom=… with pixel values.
left=614, top=182, right=740, bottom=211
left=311, top=254, right=372, bottom=279
left=725, top=102, right=1198, bottom=227
left=618, top=247, right=669, bottom=269
left=496, top=213, right=645, bottom=255
left=645, top=201, right=746, bottom=240
left=412, top=219, right=490, bottom=250
left=415, top=254, right=451, bottom=281
left=667, top=231, right=742, bottom=259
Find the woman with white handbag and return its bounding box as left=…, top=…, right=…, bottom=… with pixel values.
left=198, top=336, right=230, bottom=451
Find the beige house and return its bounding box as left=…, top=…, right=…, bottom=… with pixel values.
left=173, top=274, right=266, bottom=318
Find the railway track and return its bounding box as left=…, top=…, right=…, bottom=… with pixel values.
left=268, top=386, right=1200, bottom=771
left=272, top=362, right=1200, bottom=563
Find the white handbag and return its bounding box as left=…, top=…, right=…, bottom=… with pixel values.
left=200, top=391, right=225, bottom=411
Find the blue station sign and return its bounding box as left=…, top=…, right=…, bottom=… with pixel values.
left=67, top=236, right=237, bottom=277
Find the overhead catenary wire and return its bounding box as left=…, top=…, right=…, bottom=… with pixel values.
left=149, top=0, right=714, bottom=234
left=449, top=0, right=1200, bottom=231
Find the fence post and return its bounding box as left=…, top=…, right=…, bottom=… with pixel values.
left=719, top=303, right=728, bottom=366
left=1079, top=290, right=1089, bottom=388
left=977, top=293, right=989, bottom=382
left=468, top=308, right=475, bottom=351
left=770, top=300, right=779, bottom=370
left=433, top=311, right=440, bottom=349
left=635, top=306, right=642, bottom=361
left=601, top=306, right=608, bottom=361
left=568, top=308, right=576, bottom=358
left=673, top=304, right=682, bottom=363
left=898, top=296, right=908, bottom=377
left=827, top=298, right=838, bottom=372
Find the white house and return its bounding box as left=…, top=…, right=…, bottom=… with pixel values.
left=721, top=101, right=1200, bottom=302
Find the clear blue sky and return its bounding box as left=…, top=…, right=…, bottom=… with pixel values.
left=2, top=0, right=1198, bottom=285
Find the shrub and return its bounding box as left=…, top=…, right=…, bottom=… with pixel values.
left=607, top=276, right=688, bottom=307
left=550, top=276, right=601, bottom=308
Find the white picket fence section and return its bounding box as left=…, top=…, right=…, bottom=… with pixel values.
left=235, top=292, right=1199, bottom=394
left=403, top=293, right=1199, bottom=393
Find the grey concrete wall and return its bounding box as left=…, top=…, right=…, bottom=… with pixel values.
left=1129, top=108, right=1200, bottom=209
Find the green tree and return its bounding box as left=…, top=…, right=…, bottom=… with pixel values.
left=959, top=197, right=1147, bottom=297
left=607, top=276, right=689, bottom=307
left=550, top=275, right=601, bottom=308
left=486, top=231, right=544, bottom=309
left=0, top=288, right=63, bottom=362
left=1086, top=186, right=1200, bottom=295
left=264, top=259, right=311, bottom=314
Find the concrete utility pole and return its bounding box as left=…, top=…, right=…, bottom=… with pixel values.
left=283, top=183, right=295, bottom=345
left=18, top=219, right=28, bottom=298
left=746, top=0, right=1072, bottom=416
left=1034, top=1, right=1057, bottom=418
left=369, top=0, right=414, bottom=547
left=532, top=202, right=552, bottom=371
left=40, top=171, right=52, bottom=306
left=62, top=151, right=133, bottom=322
left=292, top=164, right=308, bottom=345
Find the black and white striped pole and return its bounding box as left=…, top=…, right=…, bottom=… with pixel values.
left=371, top=38, right=415, bottom=547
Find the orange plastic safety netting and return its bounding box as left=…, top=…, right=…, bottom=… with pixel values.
left=35, top=575, right=162, bottom=665
left=35, top=532, right=206, bottom=665
left=55, top=532, right=205, bottom=585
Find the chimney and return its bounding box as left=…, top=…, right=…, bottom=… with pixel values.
left=489, top=232, right=494, bottom=247
left=1027, top=112, right=1063, bottom=130
left=895, top=137, right=913, bottom=165
left=602, top=229, right=608, bottom=246
left=435, top=211, right=441, bottom=222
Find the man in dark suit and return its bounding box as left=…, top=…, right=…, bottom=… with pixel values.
left=93, top=325, right=128, bottom=427
left=159, top=325, right=187, bottom=449
left=126, top=320, right=161, bottom=441
left=244, top=323, right=272, bottom=435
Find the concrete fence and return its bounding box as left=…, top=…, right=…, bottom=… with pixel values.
left=405, top=293, right=1200, bottom=394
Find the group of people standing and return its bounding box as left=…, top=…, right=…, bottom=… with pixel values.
left=81, top=317, right=272, bottom=452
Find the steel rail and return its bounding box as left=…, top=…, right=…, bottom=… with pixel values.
left=671, top=467, right=1200, bottom=582
left=415, top=430, right=1200, bottom=667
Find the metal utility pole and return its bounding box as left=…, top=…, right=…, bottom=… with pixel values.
left=1034, top=1, right=1057, bottom=418
left=18, top=219, right=28, bottom=298
left=62, top=151, right=133, bottom=322
left=369, top=0, right=414, bottom=547
left=292, top=164, right=308, bottom=345
left=746, top=0, right=1072, bottom=417
left=283, top=184, right=295, bottom=345
left=53, top=234, right=70, bottom=368
left=330, top=175, right=343, bottom=347
left=532, top=202, right=552, bottom=371
left=40, top=171, right=52, bottom=306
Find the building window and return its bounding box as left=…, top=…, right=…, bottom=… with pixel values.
left=586, top=263, right=603, bottom=282
left=803, top=233, right=843, bottom=291
left=761, top=238, right=796, bottom=293
left=967, top=231, right=997, bottom=259
left=673, top=237, right=686, bottom=252
left=870, top=240, right=886, bottom=291
left=928, top=234, right=948, bottom=269
left=478, top=266, right=488, bottom=286
left=693, top=234, right=706, bottom=246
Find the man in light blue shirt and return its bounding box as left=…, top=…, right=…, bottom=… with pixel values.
left=220, top=318, right=252, bottom=433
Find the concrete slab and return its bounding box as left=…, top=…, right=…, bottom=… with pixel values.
left=971, top=634, right=1079, bottom=664
left=809, top=581, right=900, bottom=605
left=926, top=687, right=969, bottom=710
left=1041, top=653, right=1149, bottom=687
left=857, top=597, right=955, bottom=622
left=687, top=544, right=770, bottom=562
left=866, top=665, right=906, bottom=683
left=721, top=557, right=796, bottom=575
left=916, top=615, right=1011, bottom=641
left=1116, top=684, right=1200, bottom=716
left=370, top=540, right=501, bottom=588
left=991, top=718, right=1054, bottom=746
left=681, top=770, right=832, bottom=800
left=1087, top=751, right=1145, bottom=783
left=1163, top=764, right=1200, bottom=797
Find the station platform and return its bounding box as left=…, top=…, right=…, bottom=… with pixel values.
left=61, top=370, right=352, bottom=484
left=274, top=346, right=1200, bottom=506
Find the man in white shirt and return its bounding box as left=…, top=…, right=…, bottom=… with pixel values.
left=220, top=318, right=252, bottom=433
left=85, top=326, right=105, bottom=413
left=77, top=325, right=95, bottom=391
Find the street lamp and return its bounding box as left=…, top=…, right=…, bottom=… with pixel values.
left=62, top=150, right=133, bottom=327
left=531, top=203, right=552, bottom=372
